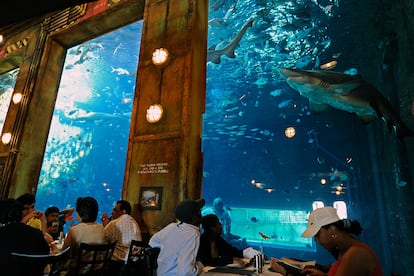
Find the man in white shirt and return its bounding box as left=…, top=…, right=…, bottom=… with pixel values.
left=149, top=198, right=205, bottom=276
left=104, top=200, right=142, bottom=275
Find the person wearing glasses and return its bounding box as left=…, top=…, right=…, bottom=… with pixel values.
left=104, top=200, right=142, bottom=275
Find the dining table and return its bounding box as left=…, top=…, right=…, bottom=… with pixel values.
left=201, top=263, right=284, bottom=276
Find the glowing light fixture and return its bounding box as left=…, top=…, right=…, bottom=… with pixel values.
left=320, top=178, right=327, bottom=185
left=0, top=34, right=4, bottom=44
left=12, top=92, right=23, bottom=104
left=284, top=126, right=296, bottom=138
left=146, top=104, right=164, bottom=123
left=152, top=48, right=169, bottom=65
left=1, top=132, right=12, bottom=144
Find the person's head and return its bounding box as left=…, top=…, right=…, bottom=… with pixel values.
left=45, top=206, right=60, bottom=222
left=46, top=219, right=60, bottom=235
left=302, top=207, right=363, bottom=251
left=175, top=198, right=205, bottom=226
left=16, top=193, right=36, bottom=217
left=213, top=197, right=224, bottom=211
left=112, top=200, right=132, bottom=219
left=202, top=214, right=222, bottom=237
left=0, top=199, right=23, bottom=225
left=76, top=196, right=99, bottom=223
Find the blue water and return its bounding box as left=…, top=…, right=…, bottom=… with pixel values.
left=35, top=21, right=143, bottom=222
left=21, top=1, right=409, bottom=273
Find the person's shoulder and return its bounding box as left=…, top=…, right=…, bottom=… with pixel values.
left=346, top=243, right=376, bottom=262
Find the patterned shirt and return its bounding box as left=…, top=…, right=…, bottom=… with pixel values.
left=104, top=214, right=142, bottom=261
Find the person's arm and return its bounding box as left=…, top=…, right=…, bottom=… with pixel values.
left=103, top=221, right=117, bottom=243
left=148, top=229, right=161, bottom=248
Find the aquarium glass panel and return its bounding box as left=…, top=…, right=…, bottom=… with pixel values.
left=35, top=21, right=143, bottom=220
left=203, top=0, right=410, bottom=272
left=0, top=68, right=19, bottom=134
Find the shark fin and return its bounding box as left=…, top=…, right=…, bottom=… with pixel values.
left=309, top=102, right=330, bottom=113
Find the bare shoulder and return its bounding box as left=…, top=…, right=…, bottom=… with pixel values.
left=341, top=244, right=376, bottom=274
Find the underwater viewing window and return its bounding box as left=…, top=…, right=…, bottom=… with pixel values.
left=201, top=0, right=400, bottom=266
left=35, top=21, right=143, bottom=217
left=0, top=68, right=19, bottom=134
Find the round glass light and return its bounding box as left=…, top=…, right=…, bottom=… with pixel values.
left=284, top=126, right=296, bottom=138
left=12, top=92, right=22, bottom=104
left=152, top=48, right=169, bottom=65
left=146, top=104, right=164, bottom=123
left=1, top=132, right=12, bottom=144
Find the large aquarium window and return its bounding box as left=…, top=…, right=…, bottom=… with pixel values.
left=0, top=68, right=19, bottom=134
left=203, top=0, right=409, bottom=272
left=36, top=21, right=143, bottom=219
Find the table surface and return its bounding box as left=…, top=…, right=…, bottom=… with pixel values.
left=201, top=264, right=283, bottom=276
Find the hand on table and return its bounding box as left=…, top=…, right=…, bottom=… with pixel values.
left=232, top=257, right=247, bottom=267
left=270, top=258, right=287, bottom=275
left=302, top=267, right=326, bottom=276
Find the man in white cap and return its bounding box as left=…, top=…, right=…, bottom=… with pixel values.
left=149, top=198, right=205, bottom=276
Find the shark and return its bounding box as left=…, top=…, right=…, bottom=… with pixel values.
left=65, top=109, right=130, bottom=124
left=279, top=68, right=414, bottom=140
left=207, top=18, right=255, bottom=64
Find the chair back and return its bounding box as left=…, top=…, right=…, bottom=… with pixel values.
left=122, top=240, right=160, bottom=276
left=75, top=242, right=116, bottom=275
left=11, top=246, right=71, bottom=276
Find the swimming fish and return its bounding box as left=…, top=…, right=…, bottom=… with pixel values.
left=279, top=68, right=414, bottom=140
left=207, top=18, right=255, bottom=64
left=258, top=232, right=270, bottom=239
left=66, top=109, right=129, bottom=123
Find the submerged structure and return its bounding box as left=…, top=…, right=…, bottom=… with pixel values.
left=0, top=0, right=413, bottom=274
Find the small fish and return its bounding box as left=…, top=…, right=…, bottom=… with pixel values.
left=111, top=66, right=130, bottom=75
left=251, top=217, right=259, bottom=223
left=258, top=232, right=270, bottom=239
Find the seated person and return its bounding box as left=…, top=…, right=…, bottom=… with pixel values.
left=17, top=193, right=46, bottom=231
left=197, top=214, right=260, bottom=267
left=0, top=199, right=50, bottom=275
left=45, top=206, right=74, bottom=240
left=45, top=206, right=61, bottom=240
left=202, top=197, right=246, bottom=249
left=104, top=200, right=142, bottom=275
left=62, top=196, right=105, bottom=271
left=17, top=193, right=54, bottom=245
left=149, top=199, right=206, bottom=276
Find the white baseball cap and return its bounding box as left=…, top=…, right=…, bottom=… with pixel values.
left=301, top=207, right=340, bottom=238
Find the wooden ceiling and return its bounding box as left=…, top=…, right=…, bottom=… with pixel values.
left=1, top=0, right=98, bottom=28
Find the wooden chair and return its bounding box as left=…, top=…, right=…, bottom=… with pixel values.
left=11, top=246, right=71, bottom=276
left=121, top=240, right=160, bottom=276
left=73, top=242, right=116, bottom=275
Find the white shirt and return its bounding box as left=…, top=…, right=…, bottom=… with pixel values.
left=149, top=222, right=203, bottom=276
